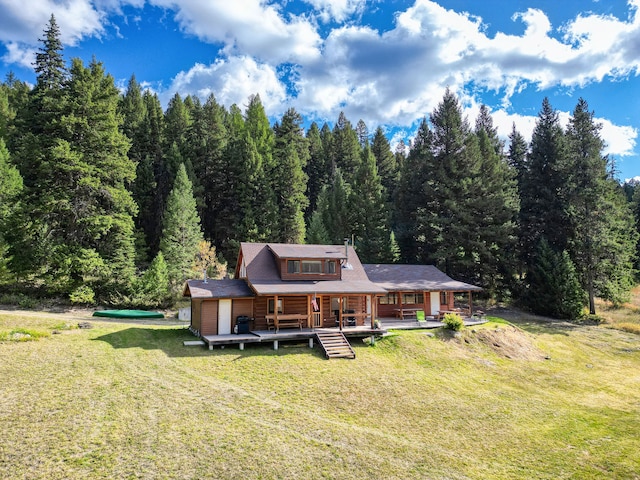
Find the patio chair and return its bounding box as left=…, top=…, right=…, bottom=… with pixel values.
left=416, top=310, right=427, bottom=325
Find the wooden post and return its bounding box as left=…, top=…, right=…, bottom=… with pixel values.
left=239, top=343, right=244, bottom=351
left=339, top=296, right=343, bottom=331
left=468, top=291, right=472, bottom=316
left=308, top=338, right=314, bottom=348
left=273, top=294, right=279, bottom=332
left=273, top=340, right=279, bottom=350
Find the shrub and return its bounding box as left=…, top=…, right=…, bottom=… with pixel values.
left=443, top=313, right=464, bottom=331
left=69, top=285, right=95, bottom=305
left=0, top=293, right=36, bottom=309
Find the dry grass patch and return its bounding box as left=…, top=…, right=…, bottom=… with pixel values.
left=595, top=285, right=640, bottom=335
left=454, top=323, right=547, bottom=360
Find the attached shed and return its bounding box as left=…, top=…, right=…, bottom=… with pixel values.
left=183, top=279, right=255, bottom=336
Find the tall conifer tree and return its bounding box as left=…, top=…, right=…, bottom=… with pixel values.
left=160, top=163, right=203, bottom=290
left=565, top=98, right=637, bottom=312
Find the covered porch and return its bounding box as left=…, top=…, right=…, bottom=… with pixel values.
left=253, top=293, right=380, bottom=332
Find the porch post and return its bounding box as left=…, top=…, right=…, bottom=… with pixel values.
left=468, top=291, right=472, bottom=316
left=339, top=296, right=343, bottom=331
left=306, top=293, right=310, bottom=329
left=370, top=294, right=375, bottom=329
left=274, top=294, right=279, bottom=326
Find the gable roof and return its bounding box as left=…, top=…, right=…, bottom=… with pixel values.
left=237, top=242, right=386, bottom=295
left=363, top=264, right=482, bottom=292
left=183, top=279, right=255, bottom=299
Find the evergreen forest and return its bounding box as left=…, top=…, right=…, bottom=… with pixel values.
left=1, top=16, right=639, bottom=318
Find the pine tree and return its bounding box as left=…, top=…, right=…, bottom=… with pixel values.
left=304, top=122, right=330, bottom=221
left=319, top=170, right=353, bottom=244
left=137, top=91, right=165, bottom=257
left=272, top=108, right=309, bottom=243
left=355, top=119, right=369, bottom=147
left=0, top=139, right=22, bottom=282
left=351, top=146, right=392, bottom=263
left=508, top=123, right=528, bottom=194
left=519, top=98, right=570, bottom=267
left=135, top=251, right=170, bottom=307
left=189, top=94, right=228, bottom=243
left=565, top=98, right=638, bottom=312
left=473, top=106, right=519, bottom=296
left=306, top=209, right=331, bottom=244
left=160, top=163, right=203, bottom=291
left=393, top=118, right=430, bottom=263
left=527, top=238, right=585, bottom=319
left=371, top=126, right=397, bottom=203
left=244, top=95, right=276, bottom=240
left=422, top=89, right=480, bottom=277
left=332, top=112, right=361, bottom=182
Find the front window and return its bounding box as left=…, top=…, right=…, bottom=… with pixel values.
left=440, top=292, right=448, bottom=305
left=268, top=298, right=283, bottom=314
left=380, top=293, right=398, bottom=305
left=402, top=293, right=424, bottom=305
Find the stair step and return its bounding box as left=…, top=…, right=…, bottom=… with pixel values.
left=315, top=331, right=355, bottom=359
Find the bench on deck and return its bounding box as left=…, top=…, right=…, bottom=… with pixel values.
left=394, top=308, right=421, bottom=320
left=265, top=314, right=307, bottom=332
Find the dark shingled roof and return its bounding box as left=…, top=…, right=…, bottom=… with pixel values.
left=363, top=264, right=482, bottom=292
left=238, top=242, right=387, bottom=295
left=183, top=279, right=255, bottom=299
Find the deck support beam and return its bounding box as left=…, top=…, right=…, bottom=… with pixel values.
left=273, top=340, right=279, bottom=350
left=309, top=338, right=314, bottom=348
left=239, top=343, right=244, bottom=351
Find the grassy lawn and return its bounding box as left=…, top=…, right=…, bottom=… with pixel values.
left=1, top=311, right=639, bottom=479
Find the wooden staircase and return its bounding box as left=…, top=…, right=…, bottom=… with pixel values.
left=316, top=332, right=355, bottom=359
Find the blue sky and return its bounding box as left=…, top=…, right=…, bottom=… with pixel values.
left=1, top=0, right=640, bottom=181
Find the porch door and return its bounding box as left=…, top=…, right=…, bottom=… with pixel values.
left=430, top=292, right=440, bottom=316
left=219, top=299, right=232, bottom=335
left=312, top=295, right=322, bottom=328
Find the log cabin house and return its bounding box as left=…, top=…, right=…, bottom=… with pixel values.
left=183, top=242, right=482, bottom=339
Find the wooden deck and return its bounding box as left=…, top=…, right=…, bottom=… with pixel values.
left=201, top=325, right=382, bottom=351
left=197, top=317, right=487, bottom=351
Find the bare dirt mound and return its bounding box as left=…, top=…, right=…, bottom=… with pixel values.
left=460, top=325, right=547, bottom=360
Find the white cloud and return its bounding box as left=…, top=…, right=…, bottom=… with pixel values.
left=149, top=0, right=322, bottom=64
left=0, top=0, right=104, bottom=46
left=599, top=118, right=638, bottom=158
left=1, top=42, right=36, bottom=69
left=166, top=55, right=287, bottom=112
left=302, top=0, right=366, bottom=23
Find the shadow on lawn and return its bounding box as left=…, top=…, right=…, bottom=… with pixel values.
left=93, top=327, right=327, bottom=358
left=93, top=327, right=204, bottom=357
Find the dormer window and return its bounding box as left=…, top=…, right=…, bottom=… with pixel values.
left=287, top=260, right=300, bottom=274
left=326, top=260, right=336, bottom=274
left=302, top=260, right=322, bottom=273
left=285, top=259, right=338, bottom=276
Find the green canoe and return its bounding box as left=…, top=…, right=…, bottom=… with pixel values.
left=93, top=310, right=164, bottom=319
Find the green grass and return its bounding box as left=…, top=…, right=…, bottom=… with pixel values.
left=1, top=313, right=639, bottom=479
